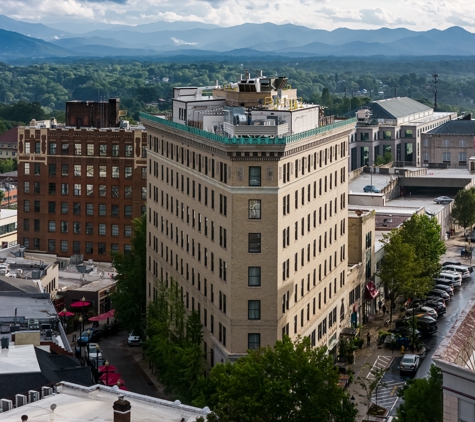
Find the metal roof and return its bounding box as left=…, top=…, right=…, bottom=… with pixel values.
left=428, top=119, right=475, bottom=135
left=369, top=97, right=432, bottom=120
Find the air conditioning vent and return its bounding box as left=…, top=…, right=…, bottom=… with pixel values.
left=42, top=387, right=53, bottom=398
left=15, top=395, right=27, bottom=407
left=1, top=399, right=12, bottom=412
left=28, top=390, right=40, bottom=403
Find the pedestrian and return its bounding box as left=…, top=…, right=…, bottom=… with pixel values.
left=382, top=304, right=387, bottom=316
left=378, top=299, right=383, bottom=313
left=367, top=332, right=371, bottom=347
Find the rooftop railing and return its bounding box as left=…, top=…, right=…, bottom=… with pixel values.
left=140, top=112, right=356, bottom=146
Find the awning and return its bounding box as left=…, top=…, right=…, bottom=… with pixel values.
left=364, top=281, right=379, bottom=300
left=89, top=309, right=115, bottom=322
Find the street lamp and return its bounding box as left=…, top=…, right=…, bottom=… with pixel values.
left=105, top=360, right=110, bottom=386
left=86, top=329, right=91, bottom=365
left=95, top=343, right=101, bottom=382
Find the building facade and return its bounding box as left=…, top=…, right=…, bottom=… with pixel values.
left=350, top=97, right=456, bottom=170
left=16, top=101, right=147, bottom=262
left=142, top=72, right=356, bottom=363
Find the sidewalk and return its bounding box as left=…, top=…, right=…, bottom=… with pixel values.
left=349, top=228, right=470, bottom=421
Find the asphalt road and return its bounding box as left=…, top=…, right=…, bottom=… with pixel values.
left=417, top=271, right=475, bottom=378
left=98, top=331, right=160, bottom=397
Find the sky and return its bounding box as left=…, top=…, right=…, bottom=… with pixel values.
left=2, top=0, right=475, bottom=31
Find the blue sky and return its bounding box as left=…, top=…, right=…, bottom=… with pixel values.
left=2, top=0, right=475, bottom=31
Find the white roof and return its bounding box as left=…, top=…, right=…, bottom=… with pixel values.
left=0, top=344, right=41, bottom=374
left=0, top=382, right=210, bottom=421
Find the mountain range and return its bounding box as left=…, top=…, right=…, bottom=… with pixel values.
left=1, top=14, right=475, bottom=60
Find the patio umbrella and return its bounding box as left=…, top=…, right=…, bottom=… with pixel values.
left=70, top=300, right=91, bottom=308
left=98, top=364, right=117, bottom=373
left=58, top=310, right=75, bottom=317
left=119, top=385, right=128, bottom=391
left=100, top=373, right=124, bottom=386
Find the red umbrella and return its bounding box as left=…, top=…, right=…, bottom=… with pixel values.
left=98, top=364, right=117, bottom=373
left=58, top=310, right=75, bottom=317
left=70, top=300, right=91, bottom=308
left=100, top=373, right=124, bottom=386
left=119, top=385, right=128, bottom=391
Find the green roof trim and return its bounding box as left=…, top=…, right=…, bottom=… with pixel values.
left=140, top=112, right=356, bottom=145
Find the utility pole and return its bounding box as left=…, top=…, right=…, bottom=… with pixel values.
left=432, top=73, right=439, bottom=111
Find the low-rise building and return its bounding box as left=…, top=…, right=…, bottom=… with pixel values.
left=0, top=208, right=17, bottom=249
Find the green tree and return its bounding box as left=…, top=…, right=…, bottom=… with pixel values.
left=110, top=214, right=147, bottom=332
left=378, top=231, right=420, bottom=322
left=399, top=214, right=446, bottom=279
left=451, top=187, right=475, bottom=235
left=396, top=364, right=443, bottom=422
left=0, top=158, right=17, bottom=173
left=193, top=336, right=357, bottom=422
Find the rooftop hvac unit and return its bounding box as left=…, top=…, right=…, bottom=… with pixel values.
left=42, top=387, right=53, bottom=398
left=1, top=337, right=8, bottom=349
left=15, top=395, right=27, bottom=407
left=1, top=399, right=12, bottom=412
left=28, top=390, right=40, bottom=403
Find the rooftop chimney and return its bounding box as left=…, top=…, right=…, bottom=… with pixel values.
left=113, top=395, right=131, bottom=422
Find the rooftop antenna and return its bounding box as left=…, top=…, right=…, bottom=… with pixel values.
left=432, top=72, right=439, bottom=111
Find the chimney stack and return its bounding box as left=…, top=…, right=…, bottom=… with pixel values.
left=113, top=395, right=131, bottom=422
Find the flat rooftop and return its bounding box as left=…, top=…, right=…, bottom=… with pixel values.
left=0, top=382, right=211, bottom=421
left=0, top=292, right=57, bottom=321
left=0, top=344, right=40, bottom=375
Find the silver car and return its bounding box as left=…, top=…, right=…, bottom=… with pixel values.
left=400, top=354, right=420, bottom=374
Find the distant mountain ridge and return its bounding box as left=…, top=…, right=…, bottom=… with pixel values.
left=1, top=14, right=475, bottom=59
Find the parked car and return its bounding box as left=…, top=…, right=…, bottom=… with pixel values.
left=77, top=328, right=102, bottom=346
left=127, top=330, right=142, bottom=346
left=433, top=196, right=453, bottom=204
left=400, top=354, right=420, bottom=374
left=441, top=260, right=473, bottom=273
left=403, top=315, right=438, bottom=335
left=434, top=284, right=454, bottom=296
left=434, top=278, right=458, bottom=290
left=363, top=185, right=381, bottom=193
left=405, top=306, right=438, bottom=320
left=427, top=289, right=450, bottom=302
left=423, top=300, right=446, bottom=316
left=86, top=343, right=103, bottom=361
left=436, top=272, right=461, bottom=287
left=389, top=325, right=421, bottom=339
left=442, top=265, right=471, bottom=279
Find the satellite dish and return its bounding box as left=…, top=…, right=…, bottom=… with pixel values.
left=50, top=404, right=57, bottom=412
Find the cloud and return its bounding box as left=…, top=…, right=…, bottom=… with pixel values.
left=79, top=0, right=128, bottom=3
left=171, top=37, right=198, bottom=45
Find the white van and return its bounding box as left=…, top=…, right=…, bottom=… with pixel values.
left=442, top=265, right=471, bottom=279
left=435, top=273, right=462, bottom=287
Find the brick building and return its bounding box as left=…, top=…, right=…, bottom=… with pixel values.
left=142, top=72, right=357, bottom=363
left=17, top=101, right=147, bottom=262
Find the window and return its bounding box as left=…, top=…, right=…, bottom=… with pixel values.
left=99, top=224, right=106, bottom=235
left=99, top=185, right=106, bottom=197
left=61, top=183, right=69, bottom=195
left=248, top=300, right=261, bottom=320
left=61, top=202, right=68, bottom=214
left=86, top=242, right=93, bottom=254
left=124, top=205, right=132, bottom=217
left=125, top=144, right=133, bottom=157
left=248, top=233, right=261, bottom=253
left=60, top=240, right=68, bottom=252
left=34, top=182, right=40, bottom=194
left=99, top=166, right=106, bottom=177
left=73, top=222, right=80, bottom=234
left=35, top=143, right=42, bottom=154
left=24, top=163, right=30, bottom=175
left=86, top=185, right=93, bottom=196
left=442, top=152, right=451, bottom=163
left=74, top=184, right=81, bottom=196
left=34, top=163, right=41, bottom=175
left=404, top=129, right=413, bottom=138
left=124, top=225, right=132, bottom=237
left=61, top=143, right=69, bottom=155
left=248, top=199, right=261, bottom=219
left=98, top=243, right=106, bottom=255
left=74, top=143, right=82, bottom=155
left=459, top=139, right=467, bottom=148
left=60, top=221, right=68, bottom=233
left=34, top=201, right=40, bottom=212
left=383, top=130, right=391, bottom=140
left=99, top=144, right=107, bottom=156
left=112, top=186, right=119, bottom=197
left=111, top=243, right=119, bottom=252
left=24, top=182, right=30, bottom=193
left=73, top=203, right=81, bottom=215
left=111, top=224, right=119, bottom=236
left=112, top=144, right=119, bottom=157
left=48, top=221, right=56, bottom=232
left=459, top=152, right=467, bottom=163
left=142, top=187, right=147, bottom=199
left=49, top=164, right=56, bottom=176
left=442, top=139, right=450, bottom=147
left=86, top=222, right=93, bottom=235
left=124, top=187, right=132, bottom=198
left=99, top=204, right=106, bottom=216
left=248, top=333, right=261, bottom=350
left=73, top=241, right=80, bottom=253
left=48, top=183, right=55, bottom=194
left=111, top=205, right=119, bottom=217
left=48, top=202, right=56, bottom=213
left=86, top=165, right=94, bottom=177
left=49, top=142, right=57, bottom=154
left=87, top=144, right=94, bottom=155
left=248, top=267, right=261, bottom=286
left=249, top=166, right=261, bottom=186
left=112, top=166, right=119, bottom=178
left=61, top=164, right=69, bottom=176
left=125, top=167, right=132, bottom=179
left=48, top=239, right=56, bottom=252
left=25, top=142, right=30, bottom=154
left=74, top=165, right=81, bottom=176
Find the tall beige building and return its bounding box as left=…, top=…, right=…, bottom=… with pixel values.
left=142, top=72, right=357, bottom=364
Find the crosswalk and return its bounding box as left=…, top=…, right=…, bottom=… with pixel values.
left=367, top=355, right=392, bottom=379
left=371, top=379, right=406, bottom=412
